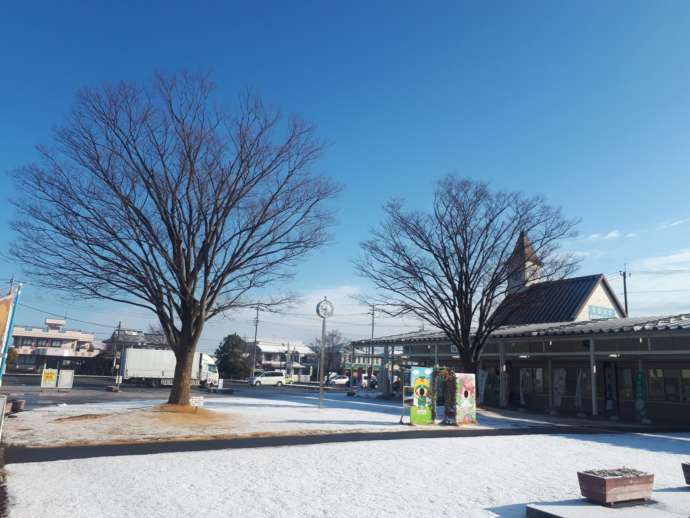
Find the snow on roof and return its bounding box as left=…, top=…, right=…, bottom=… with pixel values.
left=254, top=340, right=314, bottom=355
left=352, top=313, right=690, bottom=345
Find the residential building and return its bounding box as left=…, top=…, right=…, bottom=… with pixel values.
left=249, top=339, right=316, bottom=379
left=102, top=328, right=168, bottom=354
left=11, top=319, right=98, bottom=372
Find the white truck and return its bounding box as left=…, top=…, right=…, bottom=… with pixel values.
left=120, top=348, right=219, bottom=388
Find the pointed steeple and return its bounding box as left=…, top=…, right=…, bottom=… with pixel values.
left=509, top=230, right=543, bottom=267
left=507, top=231, right=543, bottom=295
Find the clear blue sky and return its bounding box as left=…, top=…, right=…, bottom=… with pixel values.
left=2, top=1, right=690, bottom=349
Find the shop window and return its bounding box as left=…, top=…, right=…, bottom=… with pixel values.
left=520, top=368, right=533, bottom=393
left=520, top=368, right=545, bottom=394
left=648, top=369, right=683, bottom=402
left=664, top=369, right=681, bottom=402
left=583, top=369, right=592, bottom=396
left=620, top=369, right=634, bottom=400
left=648, top=369, right=665, bottom=400
left=681, top=370, right=690, bottom=402
left=533, top=368, right=544, bottom=393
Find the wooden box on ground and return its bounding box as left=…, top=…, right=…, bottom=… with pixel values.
left=577, top=469, right=653, bottom=505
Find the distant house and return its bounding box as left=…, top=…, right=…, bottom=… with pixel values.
left=11, top=319, right=98, bottom=372
left=250, top=340, right=316, bottom=378
left=102, top=328, right=169, bottom=354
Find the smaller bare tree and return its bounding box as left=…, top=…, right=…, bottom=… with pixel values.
left=356, top=175, right=578, bottom=374
left=311, top=329, right=347, bottom=377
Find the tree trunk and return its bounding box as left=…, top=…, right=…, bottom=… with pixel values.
left=168, top=346, right=197, bottom=405
left=463, top=357, right=478, bottom=375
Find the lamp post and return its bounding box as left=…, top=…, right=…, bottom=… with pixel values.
left=316, top=297, right=334, bottom=408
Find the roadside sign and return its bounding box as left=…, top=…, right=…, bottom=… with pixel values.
left=190, top=396, right=204, bottom=407
left=41, top=368, right=58, bottom=389
left=57, top=369, right=74, bottom=390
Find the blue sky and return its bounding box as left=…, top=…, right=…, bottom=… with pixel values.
left=2, top=1, right=690, bottom=351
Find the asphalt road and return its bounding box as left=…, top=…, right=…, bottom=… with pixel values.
left=0, top=376, right=343, bottom=409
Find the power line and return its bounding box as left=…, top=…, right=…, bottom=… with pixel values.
left=616, top=288, right=690, bottom=294
left=18, top=303, right=119, bottom=329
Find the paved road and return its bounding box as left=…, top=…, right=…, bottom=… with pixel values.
left=0, top=377, right=344, bottom=408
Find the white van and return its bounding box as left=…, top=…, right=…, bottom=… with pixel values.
left=249, top=371, right=286, bottom=387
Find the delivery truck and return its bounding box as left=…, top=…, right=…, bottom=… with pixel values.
left=120, top=348, right=219, bottom=388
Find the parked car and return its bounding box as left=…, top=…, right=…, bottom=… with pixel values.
left=329, top=375, right=350, bottom=386
left=249, top=371, right=286, bottom=387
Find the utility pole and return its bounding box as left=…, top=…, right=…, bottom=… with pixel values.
left=619, top=266, right=630, bottom=316
left=250, top=306, right=260, bottom=378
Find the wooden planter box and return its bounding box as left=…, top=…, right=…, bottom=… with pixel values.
left=682, top=463, right=690, bottom=485
left=577, top=469, right=654, bottom=505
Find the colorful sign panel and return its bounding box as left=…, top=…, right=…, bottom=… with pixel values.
left=41, top=368, right=58, bottom=389
left=456, top=373, right=477, bottom=425
left=410, top=367, right=433, bottom=425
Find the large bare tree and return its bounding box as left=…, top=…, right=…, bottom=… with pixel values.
left=357, top=176, right=578, bottom=374
left=11, top=73, right=338, bottom=404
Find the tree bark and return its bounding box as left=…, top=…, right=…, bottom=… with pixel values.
left=462, top=358, right=478, bottom=375
left=168, top=346, right=197, bottom=405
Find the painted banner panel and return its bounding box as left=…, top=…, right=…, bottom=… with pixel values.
left=410, top=366, right=433, bottom=425
left=457, top=373, right=477, bottom=424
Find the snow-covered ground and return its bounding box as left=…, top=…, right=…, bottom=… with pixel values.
left=4, top=391, right=555, bottom=447
left=7, top=431, right=690, bottom=518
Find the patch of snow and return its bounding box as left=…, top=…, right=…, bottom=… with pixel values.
left=6, top=432, right=690, bottom=517
left=5, top=392, right=549, bottom=447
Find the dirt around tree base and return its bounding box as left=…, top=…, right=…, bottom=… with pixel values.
left=5, top=404, right=244, bottom=448
left=150, top=404, right=227, bottom=426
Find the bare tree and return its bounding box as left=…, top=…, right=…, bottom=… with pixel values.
left=311, top=329, right=347, bottom=376
left=356, top=176, right=578, bottom=374
left=10, top=73, right=338, bottom=405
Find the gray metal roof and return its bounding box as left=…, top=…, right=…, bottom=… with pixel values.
left=352, top=313, right=690, bottom=346
left=351, top=329, right=446, bottom=345
left=496, top=314, right=690, bottom=338
left=492, top=274, right=625, bottom=326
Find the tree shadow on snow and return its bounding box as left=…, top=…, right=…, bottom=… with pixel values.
left=486, top=498, right=588, bottom=517
left=281, top=419, right=396, bottom=427
left=556, top=432, right=690, bottom=456
left=483, top=502, right=530, bottom=517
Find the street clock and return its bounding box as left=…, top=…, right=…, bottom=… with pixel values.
left=316, top=298, right=334, bottom=319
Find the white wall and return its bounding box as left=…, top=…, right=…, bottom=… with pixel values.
left=575, top=283, right=623, bottom=321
